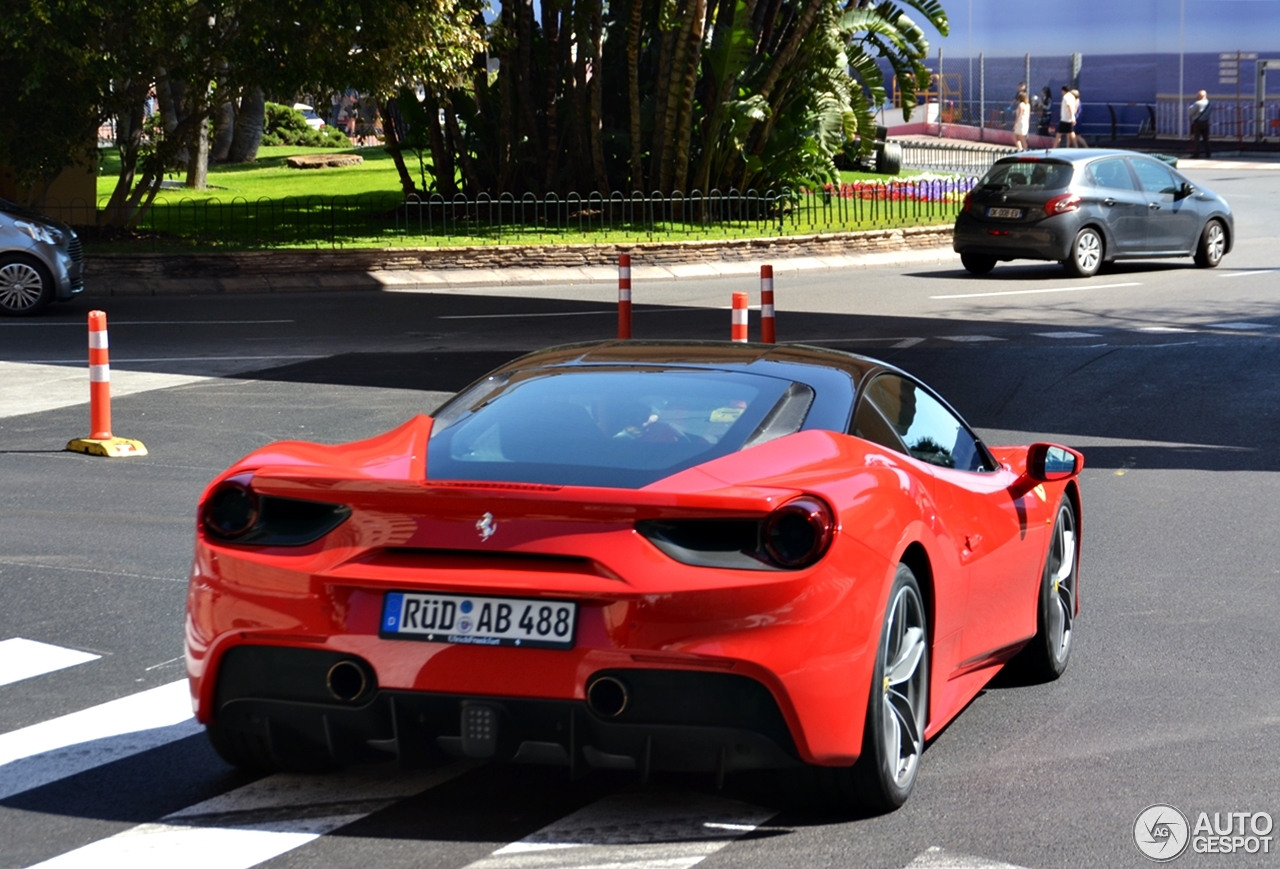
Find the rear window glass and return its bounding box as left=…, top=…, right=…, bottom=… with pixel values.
left=427, top=368, right=813, bottom=488
left=979, top=160, right=1073, bottom=191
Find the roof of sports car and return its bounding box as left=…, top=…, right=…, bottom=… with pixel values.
left=487, top=340, right=883, bottom=382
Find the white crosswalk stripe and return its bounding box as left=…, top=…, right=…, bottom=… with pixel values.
left=25, top=762, right=474, bottom=869
left=0, top=679, right=198, bottom=801
left=905, top=846, right=1033, bottom=869
left=463, top=790, right=775, bottom=869
left=0, top=638, right=99, bottom=688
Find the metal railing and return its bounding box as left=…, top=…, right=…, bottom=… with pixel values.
left=37, top=181, right=978, bottom=251
left=1155, top=95, right=1280, bottom=140
left=893, top=141, right=1014, bottom=174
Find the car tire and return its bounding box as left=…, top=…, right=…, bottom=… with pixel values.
left=1194, top=219, right=1226, bottom=268
left=961, top=254, right=997, bottom=276
left=1063, top=227, right=1103, bottom=278
left=0, top=255, right=55, bottom=316
left=1013, top=498, right=1078, bottom=682
left=779, top=563, right=929, bottom=814
left=206, top=722, right=337, bottom=773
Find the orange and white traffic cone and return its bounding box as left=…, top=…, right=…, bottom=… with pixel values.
left=760, top=265, right=776, bottom=344
left=618, top=254, right=632, bottom=339
left=731, top=292, right=749, bottom=343
left=66, top=310, right=147, bottom=457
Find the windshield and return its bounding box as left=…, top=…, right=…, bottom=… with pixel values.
left=427, top=367, right=814, bottom=488
left=979, top=160, right=1073, bottom=191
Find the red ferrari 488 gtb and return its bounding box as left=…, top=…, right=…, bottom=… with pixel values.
left=186, top=341, right=1083, bottom=811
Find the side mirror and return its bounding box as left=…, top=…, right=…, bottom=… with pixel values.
left=1178, top=181, right=1195, bottom=199
left=1026, top=443, right=1084, bottom=482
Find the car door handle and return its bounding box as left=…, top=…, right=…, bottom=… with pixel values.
left=1103, top=198, right=1116, bottom=207
left=1148, top=203, right=1161, bottom=210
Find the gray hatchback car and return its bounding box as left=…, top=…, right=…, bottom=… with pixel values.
left=0, top=198, right=84, bottom=316
left=953, top=149, right=1232, bottom=277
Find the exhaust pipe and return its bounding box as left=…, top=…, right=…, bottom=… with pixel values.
left=326, top=659, right=370, bottom=702
left=586, top=676, right=629, bottom=717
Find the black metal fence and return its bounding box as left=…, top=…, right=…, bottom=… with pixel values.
left=42, top=180, right=978, bottom=251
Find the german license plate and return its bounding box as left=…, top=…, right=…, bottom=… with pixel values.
left=380, top=592, right=577, bottom=650
left=986, top=207, right=1022, bottom=219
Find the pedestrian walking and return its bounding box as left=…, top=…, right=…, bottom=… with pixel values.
left=1071, top=89, right=1088, bottom=147
left=1189, top=89, right=1212, bottom=158
left=1037, top=86, right=1053, bottom=136
left=1013, top=91, right=1030, bottom=150
left=1055, top=85, right=1079, bottom=148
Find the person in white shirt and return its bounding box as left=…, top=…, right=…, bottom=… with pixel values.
left=1055, top=85, right=1079, bottom=148
left=1189, top=90, right=1212, bottom=158
left=1013, top=91, right=1030, bottom=150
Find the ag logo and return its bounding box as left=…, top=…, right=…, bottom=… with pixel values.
left=1135, top=804, right=1190, bottom=861
left=476, top=511, right=497, bottom=542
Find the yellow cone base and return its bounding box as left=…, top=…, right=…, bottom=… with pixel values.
left=66, top=436, right=148, bottom=457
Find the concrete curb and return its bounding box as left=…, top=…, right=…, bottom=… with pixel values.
left=83, top=225, right=958, bottom=296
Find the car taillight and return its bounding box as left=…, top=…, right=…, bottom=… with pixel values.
left=200, top=477, right=351, bottom=546
left=202, top=480, right=259, bottom=539
left=1044, top=193, right=1081, bottom=217
left=962, top=191, right=974, bottom=212
left=762, top=497, right=835, bottom=569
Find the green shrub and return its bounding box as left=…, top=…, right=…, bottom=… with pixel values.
left=262, top=103, right=351, bottom=147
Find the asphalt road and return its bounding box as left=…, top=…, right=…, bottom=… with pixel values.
left=1, top=164, right=1279, bottom=869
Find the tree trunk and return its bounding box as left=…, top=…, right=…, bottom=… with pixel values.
left=671, top=0, right=709, bottom=194
left=497, top=2, right=517, bottom=191
left=211, top=97, right=235, bottom=162
left=657, top=0, right=700, bottom=191
left=185, top=111, right=209, bottom=189
left=647, top=29, right=676, bottom=186
left=228, top=87, right=265, bottom=163
left=516, top=0, right=541, bottom=189
left=424, top=92, right=457, bottom=197
left=541, top=0, right=562, bottom=192
left=102, top=86, right=146, bottom=227
left=625, top=0, right=646, bottom=192
left=587, top=0, right=609, bottom=195
left=445, top=98, right=481, bottom=194
left=380, top=98, right=422, bottom=197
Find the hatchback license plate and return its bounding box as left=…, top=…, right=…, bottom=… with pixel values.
left=380, top=592, right=577, bottom=650
left=986, top=207, right=1022, bottom=219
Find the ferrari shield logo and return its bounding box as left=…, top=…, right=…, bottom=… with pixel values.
left=476, top=512, right=497, bottom=541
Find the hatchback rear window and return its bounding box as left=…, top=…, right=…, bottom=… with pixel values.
left=427, top=368, right=813, bottom=488
left=979, top=160, right=1073, bottom=191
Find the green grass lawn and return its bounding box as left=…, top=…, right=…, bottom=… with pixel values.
left=89, top=146, right=960, bottom=251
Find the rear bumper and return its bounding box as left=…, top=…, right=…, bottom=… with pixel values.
left=212, top=645, right=800, bottom=773
left=953, top=212, right=1076, bottom=261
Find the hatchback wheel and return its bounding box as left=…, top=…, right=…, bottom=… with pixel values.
left=1063, top=228, right=1103, bottom=278
left=961, top=254, right=997, bottom=276
left=1194, top=219, right=1226, bottom=268
left=0, top=256, right=54, bottom=316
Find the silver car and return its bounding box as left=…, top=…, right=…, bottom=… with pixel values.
left=0, top=199, right=85, bottom=316
left=953, top=149, right=1233, bottom=277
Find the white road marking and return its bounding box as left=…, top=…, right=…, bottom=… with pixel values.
left=905, top=846, right=1033, bottom=869
left=1213, top=321, right=1271, bottom=330
left=27, top=763, right=472, bottom=869
left=0, top=361, right=212, bottom=420
left=1033, top=331, right=1101, bottom=338
left=1137, top=326, right=1193, bottom=333
left=893, top=337, right=926, bottom=349
left=464, top=790, right=775, bottom=869
left=1217, top=269, right=1278, bottom=278
left=438, top=307, right=687, bottom=320
left=0, top=320, right=296, bottom=327
left=16, top=355, right=324, bottom=364
left=0, top=638, right=100, bottom=688
left=0, top=679, right=198, bottom=801
left=0, top=559, right=185, bottom=583
left=930, top=281, right=1141, bottom=300
left=940, top=335, right=1004, bottom=343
